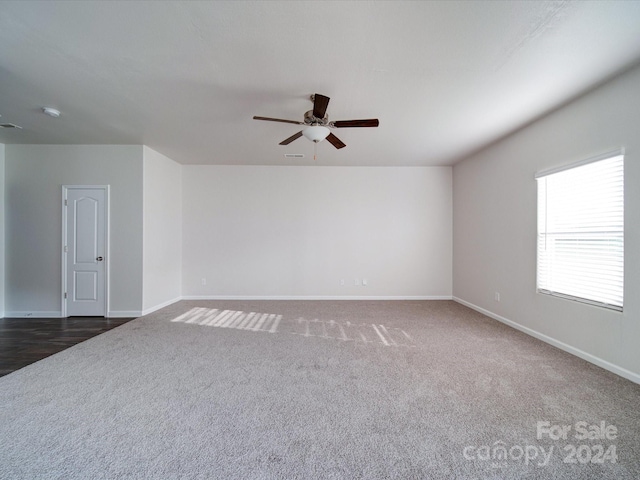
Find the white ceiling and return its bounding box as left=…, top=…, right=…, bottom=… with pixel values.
left=1, top=1, right=640, bottom=166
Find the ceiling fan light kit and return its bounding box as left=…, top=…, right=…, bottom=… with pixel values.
left=302, top=125, right=330, bottom=143
left=253, top=93, right=379, bottom=157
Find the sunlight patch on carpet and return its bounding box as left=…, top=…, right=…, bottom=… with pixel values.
left=170, top=308, right=415, bottom=347
left=289, top=318, right=416, bottom=347
left=171, top=307, right=281, bottom=333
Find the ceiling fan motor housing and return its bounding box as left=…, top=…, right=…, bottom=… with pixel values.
left=304, top=110, right=328, bottom=126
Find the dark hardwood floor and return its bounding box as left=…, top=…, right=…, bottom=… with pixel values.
left=0, top=316, right=136, bottom=377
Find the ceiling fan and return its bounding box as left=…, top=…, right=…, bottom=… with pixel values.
left=253, top=93, right=379, bottom=150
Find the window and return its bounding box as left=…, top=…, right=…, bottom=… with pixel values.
left=536, top=152, right=624, bottom=311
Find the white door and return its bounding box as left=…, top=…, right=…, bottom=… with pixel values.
left=64, top=186, right=108, bottom=316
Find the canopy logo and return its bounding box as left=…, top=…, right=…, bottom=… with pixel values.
left=463, top=420, right=618, bottom=469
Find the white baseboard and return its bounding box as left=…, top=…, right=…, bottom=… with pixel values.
left=2, top=296, right=453, bottom=319
left=5, top=311, right=63, bottom=318
left=453, top=296, right=640, bottom=385
left=107, top=310, right=142, bottom=318
left=141, top=297, right=182, bottom=316
left=181, top=295, right=452, bottom=301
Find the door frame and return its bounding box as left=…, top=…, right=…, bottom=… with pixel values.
left=61, top=185, right=110, bottom=317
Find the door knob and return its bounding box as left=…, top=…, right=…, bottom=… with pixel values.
left=96, top=256, right=103, bottom=262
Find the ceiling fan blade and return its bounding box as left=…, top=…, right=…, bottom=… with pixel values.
left=326, top=132, right=346, bottom=149
left=332, top=119, right=379, bottom=128
left=279, top=131, right=303, bottom=145
left=313, top=94, right=330, bottom=119
left=253, top=116, right=304, bottom=125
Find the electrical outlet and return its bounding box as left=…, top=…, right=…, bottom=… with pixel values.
left=201, top=278, right=207, bottom=286
left=495, top=292, right=500, bottom=302
left=340, top=279, right=345, bottom=286
left=362, top=279, right=368, bottom=286
left=354, top=279, right=360, bottom=286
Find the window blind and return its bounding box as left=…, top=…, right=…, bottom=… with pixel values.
left=536, top=154, right=624, bottom=311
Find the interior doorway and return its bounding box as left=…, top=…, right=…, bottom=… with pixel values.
left=62, top=186, right=109, bottom=317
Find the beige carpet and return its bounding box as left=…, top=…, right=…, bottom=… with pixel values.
left=1, top=300, right=638, bottom=479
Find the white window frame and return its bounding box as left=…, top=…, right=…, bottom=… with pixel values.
left=535, top=149, right=624, bottom=312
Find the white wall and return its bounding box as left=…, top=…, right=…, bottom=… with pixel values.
left=142, top=146, right=182, bottom=314
left=453, top=63, right=640, bottom=382
left=0, top=143, right=4, bottom=317
left=182, top=166, right=452, bottom=299
left=5, top=145, right=144, bottom=316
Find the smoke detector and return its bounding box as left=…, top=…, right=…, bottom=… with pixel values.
left=42, top=107, right=61, bottom=118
